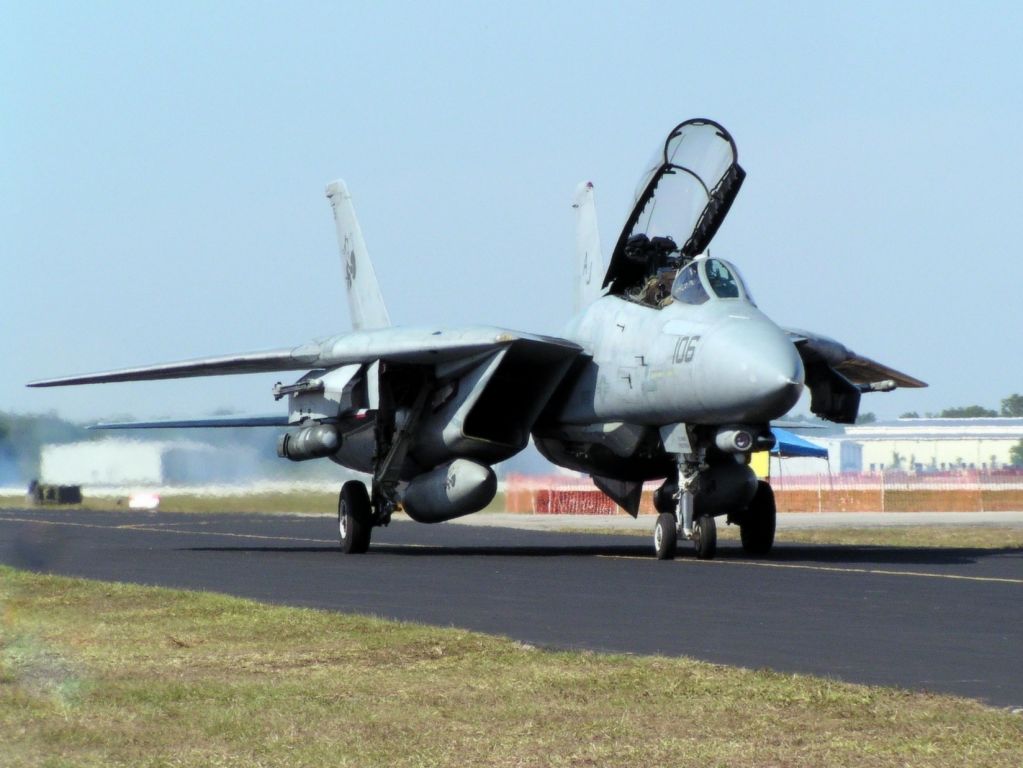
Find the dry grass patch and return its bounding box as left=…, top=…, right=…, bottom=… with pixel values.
left=2, top=566, right=1021, bottom=767
left=776, top=525, right=1023, bottom=549
left=1, top=491, right=508, bottom=516
left=0, top=491, right=339, bottom=516
left=561, top=523, right=1023, bottom=550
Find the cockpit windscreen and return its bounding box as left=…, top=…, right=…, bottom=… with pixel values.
left=671, top=262, right=709, bottom=305
left=671, top=258, right=754, bottom=305
left=705, top=259, right=740, bottom=298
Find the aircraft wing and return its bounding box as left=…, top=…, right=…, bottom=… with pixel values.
left=27, top=347, right=323, bottom=387
left=787, top=328, right=926, bottom=424
left=29, top=327, right=582, bottom=388
left=787, top=329, right=926, bottom=388
left=89, top=416, right=290, bottom=430
left=827, top=355, right=927, bottom=390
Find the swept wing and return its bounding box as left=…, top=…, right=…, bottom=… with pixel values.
left=788, top=329, right=926, bottom=389
left=89, top=416, right=290, bottom=430
left=788, top=328, right=926, bottom=424
left=27, top=347, right=321, bottom=387
left=29, top=327, right=581, bottom=389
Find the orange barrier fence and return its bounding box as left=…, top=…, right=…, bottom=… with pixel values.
left=772, top=489, right=1023, bottom=513
left=503, top=472, right=1023, bottom=515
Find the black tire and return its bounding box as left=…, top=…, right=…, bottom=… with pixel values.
left=693, top=514, right=717, bottom=560
left=338, top=480, right=372, bottom=554
left=740, top=480, right=776, bottom=556
left=653, top=512, right=677, bottom=560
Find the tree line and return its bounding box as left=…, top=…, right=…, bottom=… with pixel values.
left=900, top=393, right=1023, bottom=420
left=0, top=411, right=93, bottom=483
left=896, top=394, right=1023, bottom=467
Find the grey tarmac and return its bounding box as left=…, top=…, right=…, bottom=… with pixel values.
left=1, top=507, right=1021, bottom=709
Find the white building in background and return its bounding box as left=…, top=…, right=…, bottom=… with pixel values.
left=769, top=417, right=1018, bottom=478
left=764, top=418, right=1023, bottom=477
left=843, top=418, right=1023, bottom=473
left=40, top=439, right=260, bottom=486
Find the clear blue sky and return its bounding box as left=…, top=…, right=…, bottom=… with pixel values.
left=3, top=2, right=1021, bottom=421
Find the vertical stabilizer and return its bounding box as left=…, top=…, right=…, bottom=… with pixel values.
left=325, top=180, right=391, bottom=330
left=572, top=181, right=603, bottom=313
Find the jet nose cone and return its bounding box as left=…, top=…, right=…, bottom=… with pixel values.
left=697, top=318, right=805, bottom=421
left=746, top=340, right=805, bottom=416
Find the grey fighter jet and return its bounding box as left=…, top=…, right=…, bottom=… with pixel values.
left=30, top=119, right=925, bottom=559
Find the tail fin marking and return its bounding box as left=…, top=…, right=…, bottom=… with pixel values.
left=325, top=180, right=391, bottom=330
left=572, top=181, right=603, bottom=313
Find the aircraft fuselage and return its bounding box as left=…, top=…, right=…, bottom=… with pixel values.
left=554, top=293, right=805, bottom=427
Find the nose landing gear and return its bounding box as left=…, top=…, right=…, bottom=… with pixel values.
left=651, top=462, right=718, bottom=560
left=653, top=512, right=677, bottom=560
left=692, top=513, right=717, bottom=559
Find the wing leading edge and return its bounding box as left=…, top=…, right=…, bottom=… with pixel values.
left=787, top=329, right=927, bottom=389
left=89, top=416, right=290, bottom=430
left=28, top=327, right=583, bottom=388
left=27, top=347, right=322, bottom=387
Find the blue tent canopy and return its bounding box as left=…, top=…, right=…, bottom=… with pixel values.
left=771, top=428, right=828, bottom=458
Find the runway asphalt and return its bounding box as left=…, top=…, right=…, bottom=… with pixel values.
left=1, top=507, right=1021, bottom=709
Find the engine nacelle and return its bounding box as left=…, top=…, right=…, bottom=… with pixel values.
left=401, top=459, right=497, bottom=523
left=277, top=424, right=341, bottom=462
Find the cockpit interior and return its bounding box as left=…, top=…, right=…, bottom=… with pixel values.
left=625, top=256, right=754, bottom=309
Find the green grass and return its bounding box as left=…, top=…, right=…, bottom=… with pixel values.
left=1, top=566, right=1021, bottom=767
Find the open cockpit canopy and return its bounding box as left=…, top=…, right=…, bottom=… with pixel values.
left=603, top=119, right=745, bottom=296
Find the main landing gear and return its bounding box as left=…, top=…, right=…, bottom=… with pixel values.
left=338, top=480, right=373, bottom=553
left=337, top=477, right=399, bottom=555
left=337, top=367, right=429, bottom=555
left=737, top=480, right=776, bottom=556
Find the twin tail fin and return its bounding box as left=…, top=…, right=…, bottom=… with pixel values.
left=325, top=180, right=392, bottom=331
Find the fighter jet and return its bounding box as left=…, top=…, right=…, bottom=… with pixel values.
left=29, top=119, right=925, bottom=559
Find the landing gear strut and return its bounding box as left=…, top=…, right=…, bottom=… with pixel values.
left=338, top=365, right=427, bottom=555
left=650, top=459, right=718, bottom=560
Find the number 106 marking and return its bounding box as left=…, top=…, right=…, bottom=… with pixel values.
left=673, top=335, right=700, bottom=364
